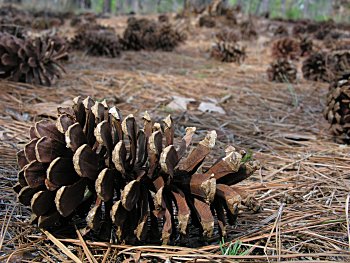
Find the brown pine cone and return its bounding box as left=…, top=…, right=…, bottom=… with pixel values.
left=70, top=29, right=121, bottom=57
left=211, top=41, right=246, bottom=64
left=199, top=15, right=216, bottom=28
left=267, top=58, right=297, bottom=83
left=323, top=74, right=350, bottom=143
left=0, top=33, right=66, bottom=86
left=215, top=28, right=240, bottom=43
left=15, top=96, right=261, bottom=244
left=302, top=52, right=332, bottom=82
left=299, top=37, right=313, bottom=57
left=272, top=37, right=300, bottom=60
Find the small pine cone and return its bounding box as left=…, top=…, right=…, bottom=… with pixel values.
left=31, top=17, right=63, bottom=30
left=272, top=37, right=300, bottom=60
left=70, top=30, right=121, bottom=57
left=273, top=25, right=289, bottom=37
left=0, top=33, right=66, bottom=86
left=292, top=24, right=306, bottom=36
left=123, top=17, right=151, bottom=50
left=158, top=14, right=169, bottom=23
left=15, top=96, right=261, bottom=244
left=141, top=21, right=159, bottom=51
left=267, top=58, right=297, bottom=83
left=302, top=52, right=332, bottom=82
left=327, top=51, right=350, bottom=80
left=156, top=23, right=181, bottom=51
left=211, top=41, right=246, bottom=64
left=240, top=19, right=257, bottom=40
left=215, top=28, right=240, bottom=43
left=323, top=74, right=350, bottom=143
left=225, top=10, right=237, bottom=25
left=299, top=37, right=313, bottom=57
left=199, top=15, right=216, bottom=28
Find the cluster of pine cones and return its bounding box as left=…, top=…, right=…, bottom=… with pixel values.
left=265, top=18, right=350, bottom=143
left=15, top=96, right=261, bottom=244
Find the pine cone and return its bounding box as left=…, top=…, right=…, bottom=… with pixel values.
left=215, top=28, right=240, bottom=43
left=70, top=30, right=121, bottom=57
left=299, top=37, right=313, bottom=57
left=211, top=41, right=246, bottom=64
left=302, top=52, right=331, bottom=82
left=292, top=24, right=306, bottom=36
left=199, top=15, right=216, bottom=28
left=323, top=74, right=350, bottom=143
left=272, top=37, right=300, bottom=60
left=240, top=19, right=257, bottom=40
left=157, top=23, right=181, bottom=51
left=273, top=25, right=288, bottom=37
left=267, top=58, right=297, bottom=83
left=328, top=51, right=350, bottom=80
left=123, top=17, right=152, bottom=50
left=0, top=33, right=66, bottom=86
left=15, top=96, right=261, bottom=244
left=158, top=14, right=169, bottom=23
left=0, top=23, right=25, bottom=38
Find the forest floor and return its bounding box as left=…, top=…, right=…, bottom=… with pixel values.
left=0, top=14, right=350, bottom=262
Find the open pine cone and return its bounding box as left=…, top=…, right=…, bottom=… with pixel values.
left=0, top=33, right=67, bottom=86
left=323, top=74, right=350, bottom=143
left=267, top=58, right=297, bottom=83
left=70, top=29, right=121, bottom=57
left=211, top=41, right=246, bottom=64
left=272, top=37, right=300, bottom=60
left=302, top=52, right=331, bottom=82
left=15, top=96, right=261, bottom=244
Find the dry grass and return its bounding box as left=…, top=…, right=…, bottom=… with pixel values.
left=0, top=14, right=349, bottom=262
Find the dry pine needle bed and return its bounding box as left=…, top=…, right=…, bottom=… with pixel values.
left=0, top=6, right=349, bottom=263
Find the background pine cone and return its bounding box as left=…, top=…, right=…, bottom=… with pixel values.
left=15, top=96, right=261, bottom=245
left=199, top=15, right=216, bottom=28
left=272, top=37, right=300, bottom=60
left=267, top=58, right=297, bottom=83
left=211, top=41, right=246, bottom=64
left=299, top=37, right=313, bottom=56
left=70, top=29, right=121, bottom=57
left=0, top=33, right=67, bottom=86
left=302, top=52, right=331, bottom=82
left=323, top=74, right=350, bottom=143
left=215, top=28, right=240, bottom=43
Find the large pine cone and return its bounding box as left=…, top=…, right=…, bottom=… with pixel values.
left=70, top=29, right=121, bottom=57
left=211, top=41, right=246, bottom=64
left=272, top=37, right=300, bottom=60
left=15, top=96, right=261, bottom=244
left=0, top=33, right=67, bottom=86
left=323, top=74, right=350, bottom=143
left=302, top=52, right=331, bottom=82
left=267, top=58, right=297, bottom=83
